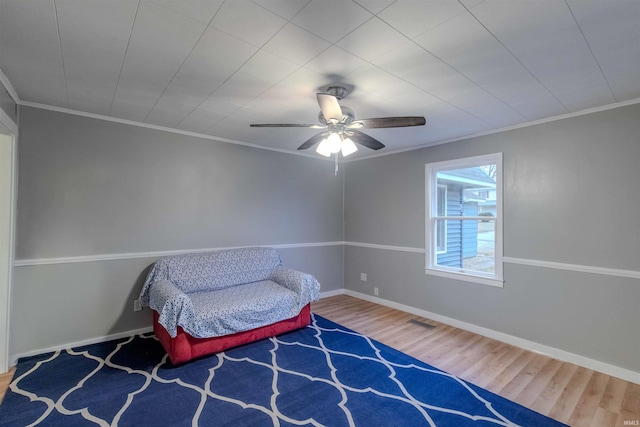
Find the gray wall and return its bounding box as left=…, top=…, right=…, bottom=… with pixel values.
left=11, top=102, right=640, bottom=377
left=344, top=103, right=640, bottom=373
left=0, top=82, right=16, bottom=124
left=12, top=106, right=344, bottom=357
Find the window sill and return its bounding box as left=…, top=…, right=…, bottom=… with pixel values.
left=425, top=267, right=504, bottom=288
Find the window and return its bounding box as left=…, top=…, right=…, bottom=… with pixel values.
left=425, top=153, right=503, bottom=287
left=436, top=185, right=447, bottom=253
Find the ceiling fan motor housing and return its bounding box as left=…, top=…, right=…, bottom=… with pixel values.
left=326, top=86, right=348, bottom=100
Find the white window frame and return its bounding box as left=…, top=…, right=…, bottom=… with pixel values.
left=436, top=184, right=447, bottom=254
left=425, top=153, right=503, bottom=288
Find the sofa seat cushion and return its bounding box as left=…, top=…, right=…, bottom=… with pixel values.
left=177, top=280, right=299, bottom=338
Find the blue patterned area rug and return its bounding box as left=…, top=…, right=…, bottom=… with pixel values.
left=0, top=314, right=567, bottom=426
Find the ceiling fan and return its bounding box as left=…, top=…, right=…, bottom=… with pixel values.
left=250, top=86, right=426, bottom=157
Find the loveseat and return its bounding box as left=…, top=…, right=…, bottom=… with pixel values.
left=139, top=247, right=320, bottom=364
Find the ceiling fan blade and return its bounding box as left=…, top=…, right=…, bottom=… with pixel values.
left=350, top=131, right=385, bottom=150
left=250, top=123, right=325, bottom=129
left=350, top=116, right=426, bottom=129
left=317, top=93, right=343, bottom=122
left=297, top=132, right=327, bottom=150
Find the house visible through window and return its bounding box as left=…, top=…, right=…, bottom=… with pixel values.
left=425, top=153, right=503, bottom=287
left=436, top=185, right=447, bottom=253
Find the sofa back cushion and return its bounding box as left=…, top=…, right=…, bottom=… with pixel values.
left=149, top=247, right=282, bottom=293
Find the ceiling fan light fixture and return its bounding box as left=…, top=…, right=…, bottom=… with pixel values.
left=316, top=132, right=347, bottom=157
left=317, top=133, right=358, bottom=158
left=327, top=132, right=342, bottom=153
left=315, top=139, right=332, bottom=157
left=341, top=137, right=358, bottom=157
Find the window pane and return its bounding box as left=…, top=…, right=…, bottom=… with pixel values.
left=436, top=219, right=495, bottom=274
left=436, top=165, right=496, bottom=218
left=436, top=186, right=447, bottom=252
left=436, top=218, right=446, bottom=253
left=437, top=186, right=446, bottom=216
left=426, top=153, right=502, bottom=285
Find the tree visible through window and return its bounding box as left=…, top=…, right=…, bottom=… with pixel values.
left=425, top=153, right=503, bottom=287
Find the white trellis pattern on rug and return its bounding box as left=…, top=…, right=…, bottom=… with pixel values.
left=1, top=315, right=567, bottom=426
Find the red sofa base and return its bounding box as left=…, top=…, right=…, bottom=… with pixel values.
left=153, top=304, right=311, bottom=365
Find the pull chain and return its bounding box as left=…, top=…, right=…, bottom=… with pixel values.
left=335, top=154, right=339, bottom=175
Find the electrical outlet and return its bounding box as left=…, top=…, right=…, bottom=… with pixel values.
left=133, top=299, right=142, bottom=312
left=374, top=287, right=379, bottom=296
left=360, top=273, right=367, bottom=281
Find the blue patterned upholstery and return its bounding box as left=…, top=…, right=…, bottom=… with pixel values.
left=139, top=247, right=320, bottom=338
left=141, top=247, right=282, bottom=295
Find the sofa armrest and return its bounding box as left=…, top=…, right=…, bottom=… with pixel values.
left=270, top=266, right=320, bottom=307
left=146, top=279, right=195, bottom=338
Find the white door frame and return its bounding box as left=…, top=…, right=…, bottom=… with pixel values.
left=0, top=107, right=18, bottom=373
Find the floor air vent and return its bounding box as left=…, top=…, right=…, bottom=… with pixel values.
left=408, top=319, right=437, bottom=329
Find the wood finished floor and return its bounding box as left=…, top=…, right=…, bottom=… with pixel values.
left=0, top=367, right=14, bottom=405
left=312, top=295, right=639, bottom=427
left=0, top=295, right=637, bottom=426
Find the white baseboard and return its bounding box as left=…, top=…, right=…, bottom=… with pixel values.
left=8, top=291, right=345, bottom=367
left=10, top=290, right=640, bottom=386
left=9, top=326, right=153, bottom=367
left=8, top=291, right=341, bottom=367
left=319, top=289, right=346, bottom=299
left=339, top=290, right=640, bottom=385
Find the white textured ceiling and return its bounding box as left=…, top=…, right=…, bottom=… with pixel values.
left=1, top=0, right=639, bottom=159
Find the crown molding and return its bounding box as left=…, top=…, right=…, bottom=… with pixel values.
left=19, top=101, right=333, bottom=162
left=344, top=96, right=640, bottom=162
left=0, top=67, right=20, bottom=105
left=0, top=106, right=17, bottom=135
left=10, top=78, right=640, bottom=164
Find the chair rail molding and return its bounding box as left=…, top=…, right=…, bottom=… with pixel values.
left=14, top=242, right=346, bottom=267
left=14, top=241, right=640, bottom=281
